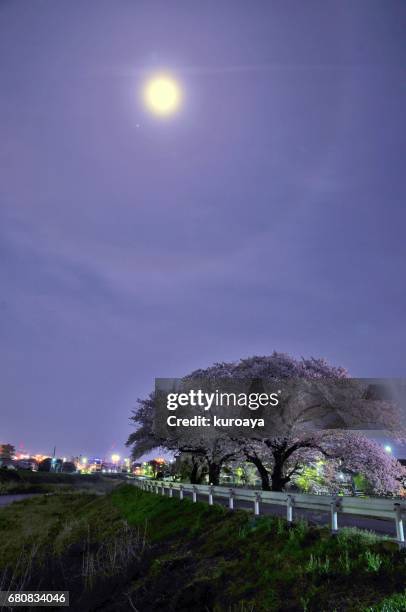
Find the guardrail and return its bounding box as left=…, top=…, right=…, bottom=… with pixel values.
left=130, top=478, right=406, bottom=546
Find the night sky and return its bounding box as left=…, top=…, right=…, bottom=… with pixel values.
left=1, top=1, right=405, bottom=459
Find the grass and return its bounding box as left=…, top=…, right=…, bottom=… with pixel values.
left=365, top=592, right=406, bottom=611
left=0, top=469, right=123, bottom=495
left=109, top=486, right=406, bottom=611
left=0, top=493, right=107, bottom=567
left=0, top=491, right=147, bottom=606
left=0, top=484, right=405, bottom=611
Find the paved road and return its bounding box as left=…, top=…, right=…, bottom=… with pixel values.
left=0, top=494, right=38, bottom=507
left=169, top=488, right=398, bottom=539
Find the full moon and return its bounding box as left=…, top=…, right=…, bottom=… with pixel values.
left=143, top=74, right=182, bottom=116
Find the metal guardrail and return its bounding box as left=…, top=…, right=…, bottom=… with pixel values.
left=130, top=478, right=406, bottom=546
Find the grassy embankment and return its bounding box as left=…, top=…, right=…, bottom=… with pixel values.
left=0, top=484, right=405, bottom=611
left=0, top=468, right=123, bottom=495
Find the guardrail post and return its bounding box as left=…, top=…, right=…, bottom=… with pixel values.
left=209, top=485, right=214, bottom=505
left=254, top=492, right=261, bottom=516
left=179, top=485, right=184, bottom=500
left=154, top=483, right=159, bottom=494
left=394, top=503, right=405, bottom=547
left=286, top=494, right=294, bottom=524
left=330, top=498, right=341, bottom=535
left=169, top=484, right=173, bottom=498
left=229, top=488, right=234, bottom=510
left=161, top=483, right=165, bottom=495
left=192, top=486, right=197, bottom=503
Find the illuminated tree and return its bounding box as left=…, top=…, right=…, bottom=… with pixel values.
left=188, top=354, right=403, bottom=492
left=320, top=432, right=405, bottom=495
left=126, top=394, right=238, bottom=485
left=240, top=432, right=405, bottom=494
left=126, top=393, right=158, bottom=458
left=126, top=352, right=404, bottom=491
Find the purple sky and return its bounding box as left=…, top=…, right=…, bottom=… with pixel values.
left=1, top=1, right=406, bottom=459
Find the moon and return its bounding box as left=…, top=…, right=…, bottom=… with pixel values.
left=143, top=74, right=182, bottom=116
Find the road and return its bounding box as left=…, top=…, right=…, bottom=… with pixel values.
left=170, top=488, right=398, bottom=539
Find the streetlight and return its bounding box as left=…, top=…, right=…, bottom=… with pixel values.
left=384, top=445, right=392, bottom=454
left=111, top=454, right=120, bottom=464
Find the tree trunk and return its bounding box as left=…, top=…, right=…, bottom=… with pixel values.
left=208, top=462, right=221, bottom=485
left=270, top=452, right=289, bottom=492
left=190, top=457, right=206, bottom=484
left=190, top=460, right=199, bottom=484
left=247, top=455, right=271, bottom=491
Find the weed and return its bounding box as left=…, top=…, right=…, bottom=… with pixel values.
left=337, top=527, right=388, bottom=548
left=338, top=550, right=352, bottom=574
left=305, top=554, right=330, bottom=575
left=81, top=519, right=149, bottom=589
left=300, top=595, right=310, bottom=611
left=363, top=550, right=383, bottom=573
left=294, top=518, right=309, bottom=539
left=276, top=517, right=286, bottom=536
left=364, top=590, right=406, bottom=611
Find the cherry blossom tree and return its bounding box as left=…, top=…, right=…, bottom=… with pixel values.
left=126, top=352, right=404, bottom=491
left=185, top=354, right=403, bottom=491
left=126, top=392, right=158, bottom=458
left=320, top=431, right=405, bottom=495
left=126, top=393, right=239, bottom=484
left=173, top=437, right=238, bottom=485
left=239, top=432, right=405, bottom=494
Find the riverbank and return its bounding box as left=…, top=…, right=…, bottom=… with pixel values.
left=0, top=485, right=405, bottom=611
left=0, top=469, right=124, bottom=495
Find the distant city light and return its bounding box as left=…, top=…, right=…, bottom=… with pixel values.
left=81, top=457, right=88, bottom=464
left=111, top=454, right=120, bottom=463
left=384, top=445, right=392, bottom=454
